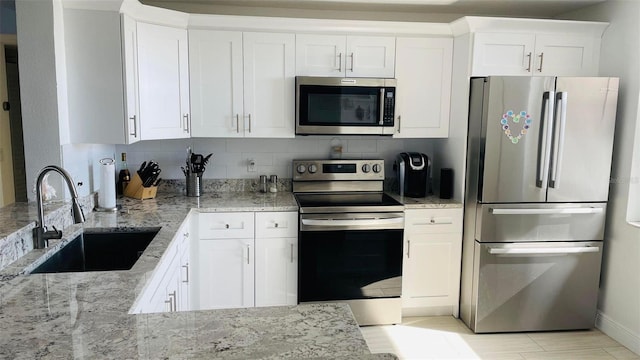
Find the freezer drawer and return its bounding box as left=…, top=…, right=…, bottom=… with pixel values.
left=470, top=241, right=603, bottom=333
left=476, top=203, right=606, bottom=242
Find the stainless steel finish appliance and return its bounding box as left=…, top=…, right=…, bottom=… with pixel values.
left=461, top=76, right=619, bottom=333
left=294, top=159, right=404, bottom=325
left=396, top=152, right=432, bottom=198
left=296, top=76, right=396, bottom=136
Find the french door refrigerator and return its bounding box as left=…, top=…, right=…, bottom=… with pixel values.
left=461, top=76, right=619, bottom=333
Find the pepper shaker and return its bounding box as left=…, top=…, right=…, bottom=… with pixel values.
left=259, top=175, right=268, bottom=193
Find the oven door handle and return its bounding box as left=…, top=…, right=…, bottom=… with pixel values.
left=301, top=217, right=404, bottom=227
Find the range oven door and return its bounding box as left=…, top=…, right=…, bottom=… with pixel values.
left=296, top=76, right=396, bottom=135
left=298, top=212, right=404, bottom=303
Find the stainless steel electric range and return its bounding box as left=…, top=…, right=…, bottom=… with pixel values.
left=293, top=159, right=404, bottom=326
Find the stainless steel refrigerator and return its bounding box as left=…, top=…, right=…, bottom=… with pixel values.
left=461, top=76, right=619, bottom=333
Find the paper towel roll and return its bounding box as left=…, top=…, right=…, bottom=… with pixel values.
left=99, top=158, right=116, bottom=209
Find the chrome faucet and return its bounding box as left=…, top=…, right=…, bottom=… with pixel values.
left=33, top=165, right=85, bottom=249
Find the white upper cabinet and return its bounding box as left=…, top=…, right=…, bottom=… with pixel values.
left=189, top=30, right=295, bottom=138
left=137, top=22, right=190, bottom=140
left=471, top=32, right=599, bottom=77
left=394, top=37, right=452, bottom=138
left=64, top=10, right=140, bottom=144
left=296, top=34, right=396, bottom=78
left=243, top=32, right=296, bottom=138
left=189, top=30, right=244, bottom=137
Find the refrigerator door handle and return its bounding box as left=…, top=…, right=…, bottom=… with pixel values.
left=488, top=246, right=600, bottom=255
left=489, top=207, right=604, bottom=215
left=549, top=92, right=568, bottom=188
left=537, top=91, right=555, bottom=188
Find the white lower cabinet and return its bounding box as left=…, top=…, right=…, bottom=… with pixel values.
left=131, top=216, right=193, bottom=314
left=195, top=211, right=298, bottom=310
left=402, top=208, right=463, bottom=317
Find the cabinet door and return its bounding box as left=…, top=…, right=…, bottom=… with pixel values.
left=121, top=15, right=140, bottom=144
left=197, top=238, right=255, bottom=309
left=255, top=212, right=298, bottom=306
left=189, top=30, right=244, bottom=137
left=177, top=227, right=191, bottom=311
left=346, top=36, right=396, bottom=78
left=295, top=34, right=346, bottom=76
left=255, top=236, right=297, bottom=306
left=394, top=37, right=452, bottom=138
left=533, top=34, right=597, bottom=76
left=137, top=22, right=190, bottom=140
left=472, top=32, right=536, bottom=76
left=242, top=32, right=295, bottom=138
left=402, top=232, right=462, bottom=312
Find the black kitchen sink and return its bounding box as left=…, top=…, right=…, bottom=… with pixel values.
left=29, top=228, right=160, bottom=274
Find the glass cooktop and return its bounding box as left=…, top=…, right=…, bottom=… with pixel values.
left=295, top=192, right=404, bottom=213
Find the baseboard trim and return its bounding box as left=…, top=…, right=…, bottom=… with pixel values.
left=596, top=311, right=640, bottom=355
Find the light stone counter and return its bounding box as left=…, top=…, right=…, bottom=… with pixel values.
left=387, top=193, right=463, bottom=209
left=0, top=191, right=395, bottom=359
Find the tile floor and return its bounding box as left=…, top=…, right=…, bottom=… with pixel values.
left=360, top=316, right=640, bottom=360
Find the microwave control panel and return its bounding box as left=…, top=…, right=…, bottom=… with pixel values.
left=383, top=89, right=395, bottom=125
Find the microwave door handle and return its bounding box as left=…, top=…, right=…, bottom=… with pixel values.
left=379, top=88, right=385, bottom=125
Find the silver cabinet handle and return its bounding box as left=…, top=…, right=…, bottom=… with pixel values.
left=396, top=115, right=401, bottom=133
left=489, top=207, right=603, bottom=215
left=537, top=52, right=544, bottom=72
left=182, top=264, right=189, bottom=283
left=236, top=114, right=240, bottom=133
left=246, top=245, right=250, bottom=265
left=536, top=91, right=555, bottom=188
left=549, top=92, right=567, bottom=188
left=129, top=115, right=137, bottom=137
left=407, top=240, right=411, bottom=258
left=525, top=52, right=532, bottom=72
left=348, top=52, right=354, bottom=72
left=248, top=114, right=252, bottom=133
left=488, top=246, right=599, bottom=255
left=183, top=113, right=190, bottom=133
left=290, top=243, right=294, bottom=263
left=336, top=52, right=342, bottom=72
left=166, top=291, right=177, bottom=312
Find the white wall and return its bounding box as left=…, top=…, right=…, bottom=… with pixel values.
left=15, top=0, right=116, bottom=201
left=116, top=137, right=434, bottom=182
left=561, top=0, right=640, bottom=354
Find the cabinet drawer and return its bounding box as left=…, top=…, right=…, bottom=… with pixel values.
left=255, top=212, right=298, bottom=238
left=405, top=208, right=462, bottom=234
left=198, top=212, right=254, bottom=239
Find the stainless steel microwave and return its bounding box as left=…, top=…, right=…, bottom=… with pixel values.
left=296, top=76, right=396, bottom=136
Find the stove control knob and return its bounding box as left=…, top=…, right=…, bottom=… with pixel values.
left=362, top=164, right=371, bottom=173
left=296, top=164, right=306, bottom=174
left=308, top=164, right=318, bottom=174
left=372, top=164, right=382, bottom=173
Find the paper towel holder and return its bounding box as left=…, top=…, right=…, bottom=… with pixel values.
left=94, top=158, right=121, bottom=212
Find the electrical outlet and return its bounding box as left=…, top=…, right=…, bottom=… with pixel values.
left=247, top=158, right=256, bottom=172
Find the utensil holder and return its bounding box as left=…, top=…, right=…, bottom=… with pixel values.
left=186, top=173, right=202, bottom=197
left=123, top=173, right=158, bottom=200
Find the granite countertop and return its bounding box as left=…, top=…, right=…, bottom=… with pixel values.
left=388, top=193, right=463, bottom=209
left=0, top=191, right=395, bottom=359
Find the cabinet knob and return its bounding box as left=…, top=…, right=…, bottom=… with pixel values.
left=225, top=224, right=230, bottom=229
left=430, top=218, right=435, bottom=223
left=274, top=222, right=279, bottom=228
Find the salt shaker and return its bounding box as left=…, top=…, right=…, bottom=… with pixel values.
left=269, top=175, right=278, bottom=193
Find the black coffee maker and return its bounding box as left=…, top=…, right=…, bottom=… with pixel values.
left=395, top=152, right=432, bottom=198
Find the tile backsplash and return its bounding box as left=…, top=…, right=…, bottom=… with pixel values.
left=116, top=137, right=434, bottom=181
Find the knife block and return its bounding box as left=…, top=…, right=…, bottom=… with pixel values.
left=123, top=173, right=158, bottom=200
